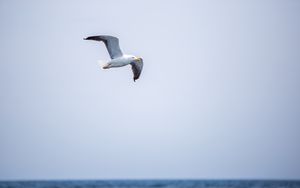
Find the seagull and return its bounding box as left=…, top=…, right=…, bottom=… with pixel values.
left=84, top=35, right=143, bottom=82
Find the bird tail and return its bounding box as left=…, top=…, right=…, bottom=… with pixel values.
left=97, top=60, right=108, bottom=69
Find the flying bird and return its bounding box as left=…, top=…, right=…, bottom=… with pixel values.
left=84, top=35, right=143, bottom=82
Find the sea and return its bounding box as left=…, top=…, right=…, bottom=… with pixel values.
left=0, top=180, right=300, bottom=188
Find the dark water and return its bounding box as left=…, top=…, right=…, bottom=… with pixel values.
left=0, top=180, right=300, bottom=188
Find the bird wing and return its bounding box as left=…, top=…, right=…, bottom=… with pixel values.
left=130, top=58, right=143, bottom=82
left=84, top=35, right=123, bottom=59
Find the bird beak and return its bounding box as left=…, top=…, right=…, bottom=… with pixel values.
left=134, top=57, right=142, bottom=62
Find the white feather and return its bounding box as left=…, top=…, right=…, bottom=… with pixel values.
left=97, top=60, right=108, bottom=69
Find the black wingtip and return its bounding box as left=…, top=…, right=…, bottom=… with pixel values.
left=133, top=76, right=140, bottom=82
left=84, top=36, right=96, bottom=40
left=84, top=36, right=93, bottom=40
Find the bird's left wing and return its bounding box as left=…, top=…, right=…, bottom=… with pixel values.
left=84, top=35, right=123, bottom=59
left=130, top=58, right=143, bottom=82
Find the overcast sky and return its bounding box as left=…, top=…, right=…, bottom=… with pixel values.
left=0, top=0, right=300, bottom=180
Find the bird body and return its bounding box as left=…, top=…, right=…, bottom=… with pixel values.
left=103, top=55, right=136, bottom=69
left=84, top=35, right=143, bottom=81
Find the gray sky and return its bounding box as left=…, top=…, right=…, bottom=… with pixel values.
left=0, top=0, right=300, bottom=180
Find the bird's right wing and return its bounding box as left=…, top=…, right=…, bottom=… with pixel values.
left=130, top=58, right=143, bottom=82
left=84, top=35, right=123, bottom=59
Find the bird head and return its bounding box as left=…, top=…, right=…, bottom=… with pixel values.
left=133, top=56, right=143, bottom=63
